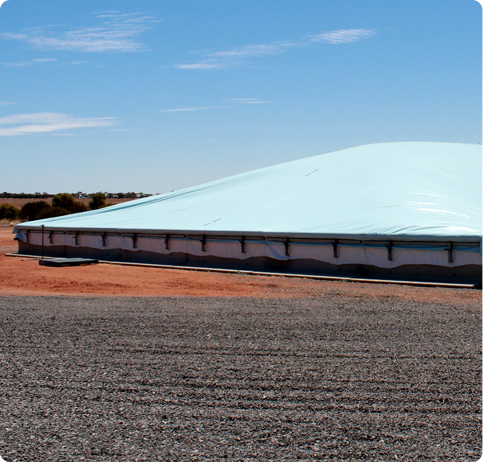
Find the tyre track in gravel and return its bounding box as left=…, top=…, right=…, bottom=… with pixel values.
left=0, top=295, right=480, bottom=461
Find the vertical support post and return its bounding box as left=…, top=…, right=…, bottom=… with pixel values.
left=74, top=232, right=79, bottom=246
left=284, top=238, right=290, bottom=257
left=201, top=235, right=207, bottom=252
left=447, top=241, right=454, bottom=263
left=132, top=233, right=137, bottom=249
left=48, top=231, right=54, bottom=244
left=332, top=239, right=338, bottom=258
left=165, top=234, right=170, bottom=250
left=240, top=236, right=246, bottom=254
left=388, top=241, right=393, bottom=261
left=102, top=232, right=107, bottom=247
left=41, top=225, right=45, bottom=259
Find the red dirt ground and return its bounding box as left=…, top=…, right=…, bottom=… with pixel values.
left=0, top=226, right=480, bottom=305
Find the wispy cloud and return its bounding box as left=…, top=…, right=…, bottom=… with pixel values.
left=3, top=57, right=82, bottom=67
left=176, top=63, right=222, bottom=70
left=176, top=28, right=376, bottom=69
left=33, top=57, right=57, bottom=63
left=159, top=106, right=229, bottom=113
left=212, top=41, right=297, bottom=60
left=0, top=112, right=119, bottom=136
left=159, top=98, right=273, bottom=113
left=308, top=29, right=376, bottom=44
left=0, top=101, right=14, bottom=106
left=3, top=61, right=31, bottom=67
left=229, top=98, right=273, bottom=104
left=2, top=12, right=158, bottom=53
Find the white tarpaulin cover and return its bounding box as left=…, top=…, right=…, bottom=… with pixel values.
left=15, top=142, right=482, bottom=242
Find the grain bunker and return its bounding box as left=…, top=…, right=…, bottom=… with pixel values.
left=14, top=142, right=482, bottom=284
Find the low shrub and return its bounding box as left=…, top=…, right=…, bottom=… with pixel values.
left=0, top=203, right=19, bottom=220
left=52, top=193, right=87, bottom=213
left=89, top=193, right=107, bottom=210
left=19, top=201, right=51, bottom=221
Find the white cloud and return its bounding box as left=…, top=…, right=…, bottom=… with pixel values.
left=159, top=99, right=273, bottom=113
left=176, top=63, right=224, bottom=70
left=0, top=112, right=119, bottom=136
left=2, top=12, right=158, bottom=53
left=176, top=28, right=376, bottom=69
left=229, top=98, right=273, bottom=104
left=3, top=57, right=58, bottom=67
left=212, top=41, right=297, bottom=59
left=3, top=61, right=31, bottom=67
left=0, top=101, right=14, bottom=105
left=33, top=57, right=57, bottom=63
left=309, top=29, right=376, bottom=44
left=159, top=106, right=229, bottom=113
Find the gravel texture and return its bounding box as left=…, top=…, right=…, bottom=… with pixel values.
left=0, top=295, right=480, bottom=461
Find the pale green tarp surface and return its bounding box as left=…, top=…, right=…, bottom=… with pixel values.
left=16, top=142, right=482, bottom=242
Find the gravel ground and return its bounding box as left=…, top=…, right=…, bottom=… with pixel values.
left=0, top=295, right=480, bottom=461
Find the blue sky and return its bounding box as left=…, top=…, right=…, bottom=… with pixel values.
left=0, top=0, right=481, bottom=194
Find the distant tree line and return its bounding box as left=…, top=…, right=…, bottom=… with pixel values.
left=0, top=192, right=53, bottom=199
left=0, top=191, right=152, bottom=222
left=1, top=191, right=151, bottom=199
